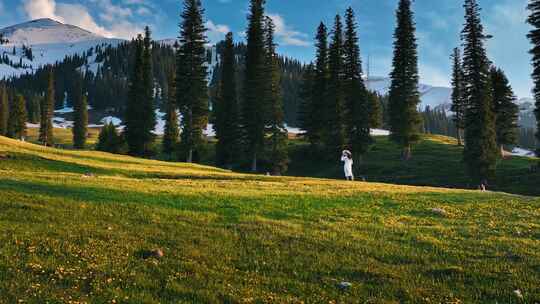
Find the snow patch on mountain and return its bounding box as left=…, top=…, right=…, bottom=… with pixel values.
left=366, top=76, right=452, bottom=111
left=511, top=147, right=536, bottom=158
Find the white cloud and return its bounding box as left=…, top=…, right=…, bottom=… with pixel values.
left=24, top=0, right=58, bottom=20
left=56, top=4, right=114, bottom=37
left=419, top=63, right=450, bottom=87
left=205, top=20, right=230, bottom=44
left=267, top=14, right=310, bottom=47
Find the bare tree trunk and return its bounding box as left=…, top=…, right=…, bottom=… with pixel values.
left=353, top=152, right=362, bottom=178
left=457, top=129, right=463, bottom=146
left=500, top=144, right=505, bottom=158
left=186, top=149, right=193, bottom=163
left=251, top=152, right=257, bottom=172
left=402, top=145, right=412, bottom=161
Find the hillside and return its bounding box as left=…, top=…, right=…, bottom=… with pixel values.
left=0, top=135, right=538, bottom=302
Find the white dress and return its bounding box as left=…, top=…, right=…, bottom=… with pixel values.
left=341, top=155, right=354, bottom=178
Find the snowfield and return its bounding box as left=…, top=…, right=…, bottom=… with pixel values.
left=511, top=147, right=536, bottom=158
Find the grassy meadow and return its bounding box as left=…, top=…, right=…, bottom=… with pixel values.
left=288, top=135, right=540, bottom=197
left=0, top=135, right=539, bottom=303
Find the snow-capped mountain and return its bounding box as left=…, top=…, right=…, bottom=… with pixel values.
left=366, top=76, right=452, bottom=111
left=0, top=18, right=122, bottom=79
left=1, top=18, right=103, bottom=45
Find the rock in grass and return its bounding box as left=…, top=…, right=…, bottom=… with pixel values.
left=141, top=249, right=164, bottom=260
left=514, top=289, right=523, bottom=299
left=430, top=208, right=448, bottom=217
left=338, top=281, right=352, bottom=291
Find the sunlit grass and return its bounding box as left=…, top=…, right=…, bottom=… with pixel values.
left=0, top=135, right=538, bottom=303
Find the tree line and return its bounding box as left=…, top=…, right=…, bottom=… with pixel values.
left=96, top=0, right=289, bottom=174
left=298, top=8, right=382, bottom=167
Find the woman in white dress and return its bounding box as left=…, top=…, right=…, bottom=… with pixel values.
left=341, top=150, right=354, bottom=181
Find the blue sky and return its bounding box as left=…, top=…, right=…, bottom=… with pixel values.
left=0, top=0, right=534, bottom=97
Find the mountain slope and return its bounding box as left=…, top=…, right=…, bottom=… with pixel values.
left=366, top=76, right=453, bottom=110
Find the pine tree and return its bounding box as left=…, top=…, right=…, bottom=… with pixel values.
left=125, top=35, right=146, bottom=155
left=39, top=69, right=54, bottom=146
left=343, top=7, right=372, bottom=164
left=214, top=32, right=240, bottom=168
left=125, top=28, right=156, bottom=157
left=491, top=67, right=519, bottom=156
left=0, top=84, right=8, bottom=136
left=177, top=0, right=209, bottom=163
left=264, top=17, right=289, bottom=175
left=162, top=72, right=180, bottom=156
left=96, top=123, right=123, bottom=154
left=461, top=0, right=498, bottom=187
left=310, top=22, right=330, bottom=150
left=72, top=73, right=88, bottom=149
left=527, top=0, right=540, bottom=156
left=7, top=94, right=27, bottom=140
left=326, top=15, right=346, bottom=155
left=141, top=27, right=156, bottom=153
left=450, top=47, right=466, bottom=146
left=388, top=0, right=422, bottom=161
left=367, top=91, right=383, bottom=129
left=298, top=64, right=315, bottom=140
left=243, top=0, right=267, bottom=171
left=28, top=95, right=41, bottom=124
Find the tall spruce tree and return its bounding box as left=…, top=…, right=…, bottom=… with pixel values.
left=527, top=0, right=540, bottom=156
left=298, top=64, right=315, bottom=141
left=264, top=17, right=289, bottom=175
left=125, top=28, right=156, bottom=157
left=243, top=0, right=267, bottom=171
left=7, top=94, right=27, bottom=140
left=310, top=22, right=330, bottom=150
left=461, top=0, right=498, bottom=187
left=450, top=47, right=466, bottom=146
left=72, top=73, right=88, bottom=149
left=125, top=35, right=146, bottom=155
left=214, top=32, right=240, bottom=168
left=39, top=69, right=54, bottom=146
left=177, top=0, right=208, bottom=163
left=491, top=67, right=519, bottom=156
left=141, top=27, right=156, bottom=153
left=326, top=15, right=346, bottom=154
left=343, top=7, right=372, bottom=163
left=163, top=72, right=180, bottom=156
left=388, top=0, right=422, bottom=160
left=0, top=84, right=8, bottom=136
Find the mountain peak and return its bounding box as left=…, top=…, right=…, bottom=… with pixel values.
left=25, top=18, right=65, bottom=27
left=0, top=18, right=104, bottom=46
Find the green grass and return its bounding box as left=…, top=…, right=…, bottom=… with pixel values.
left=0, top=136, right=539, bottom=303
left=288, top=135, right=540, bottom=196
